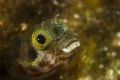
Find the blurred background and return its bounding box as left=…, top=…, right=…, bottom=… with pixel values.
left=0, top=0, right=120, bottom=80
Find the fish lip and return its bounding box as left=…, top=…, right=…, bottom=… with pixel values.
left=62, top=38, right=80, bottom=54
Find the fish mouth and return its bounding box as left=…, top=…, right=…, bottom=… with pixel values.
left=62, top=38, right=80, bottom=54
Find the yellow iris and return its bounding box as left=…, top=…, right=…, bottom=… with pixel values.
left=32, top=28, right=52, bottom=50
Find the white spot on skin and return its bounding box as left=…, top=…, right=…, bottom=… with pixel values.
left=37, top=51, right=55, bottom=65
left=46, top=54, right=55, bottom=65
left=63, top=41, right=80, bottom=53
left=63, top=26, right=68, bottom=31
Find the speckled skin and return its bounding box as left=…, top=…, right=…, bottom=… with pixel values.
left=0, top=0, right=120, bottom=80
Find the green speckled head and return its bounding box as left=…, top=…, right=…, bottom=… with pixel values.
left=16, top=19, right=80, bottom=79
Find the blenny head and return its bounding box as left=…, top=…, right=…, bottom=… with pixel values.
left=16, top=19, right=80, bottom=79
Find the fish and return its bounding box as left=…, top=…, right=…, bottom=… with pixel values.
left=0, top=0, right=120, bottom=80
left=0, top=19, right=80, bottom=80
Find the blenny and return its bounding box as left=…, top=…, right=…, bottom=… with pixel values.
left=0, top=19, right=80, bottom=80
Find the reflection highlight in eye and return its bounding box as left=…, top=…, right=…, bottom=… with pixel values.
left=37, top=34, right=46, bottom=44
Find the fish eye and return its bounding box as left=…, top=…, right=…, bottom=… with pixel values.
left=32, top=28, right=52, bottom=50
left=37, top=35, right=46, bottom=44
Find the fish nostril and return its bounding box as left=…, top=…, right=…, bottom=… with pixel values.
left=28, top=48, right=37, bottom=61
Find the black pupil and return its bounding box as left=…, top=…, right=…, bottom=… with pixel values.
left=37, top=35, right=46, bottom=44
